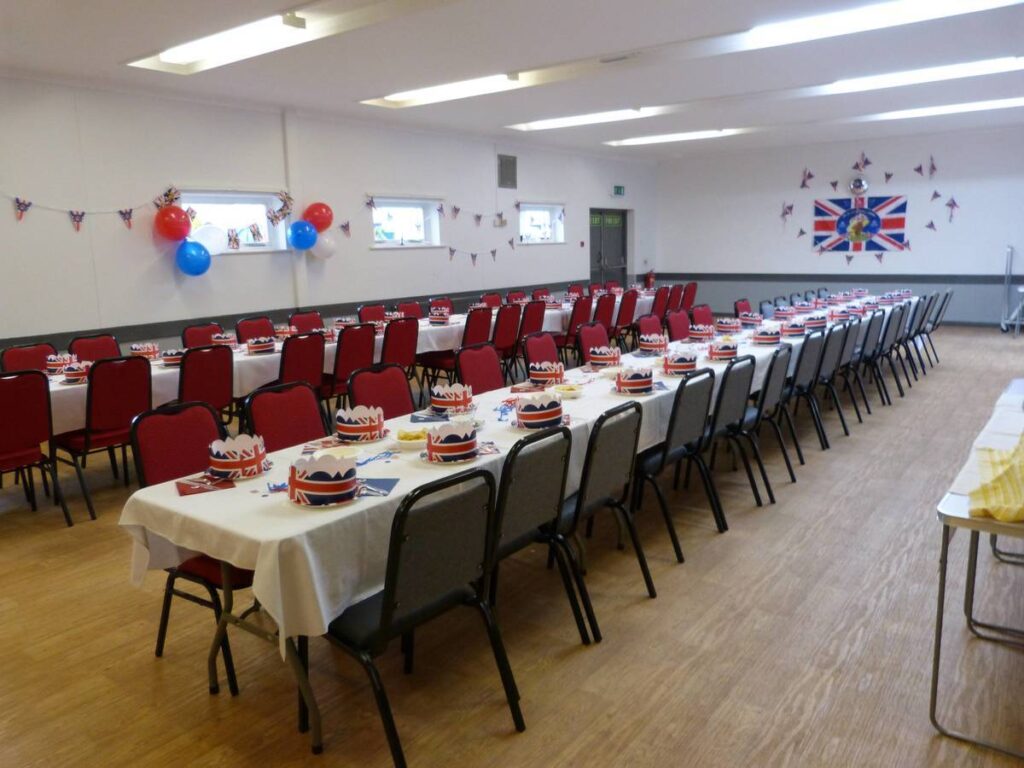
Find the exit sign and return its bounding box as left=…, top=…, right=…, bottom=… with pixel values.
left=613, top=185, right=625, bottom=197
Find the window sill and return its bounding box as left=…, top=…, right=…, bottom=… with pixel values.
left=517, top=241, right=566, bottom=246
left=371, top=244, right=446, bottom=251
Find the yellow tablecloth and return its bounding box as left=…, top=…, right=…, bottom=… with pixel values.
left=969, top=434, right=1024, bottom=522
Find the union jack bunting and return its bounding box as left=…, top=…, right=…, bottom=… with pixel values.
left=813, top=196, right=907, bottom=253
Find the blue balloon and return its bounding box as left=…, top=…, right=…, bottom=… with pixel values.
left=175, top=239, right=211, bottom=276
left=288, top=220, right=318, bottom=251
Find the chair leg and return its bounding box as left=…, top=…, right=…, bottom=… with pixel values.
left=766, top=418, right=797, bottom=483
left=69, top=452, right=96, bottom=520
left=107, top=446, right=119, bottom=480
left=39, top=462, right=50, bottom=498
left=727, top=435, right=762, bottom=507
left=207, top=586, right=239, bottom=697
left=121, top=443, right=130, bottom=486
left=644, top=474, right=684, bottom=563
left=781, top=405, right=805, bottom=465
left=49, top=460, right=72, bottom=527
left=357, top=653, right=407, bottom=768
left=400, top=631, right=414, bottom=675
left=555, top=536, right=601, bottom=643
left=474, top=601, right=526, bottom=732
left=549, top=542, right=591, bottom=645
left=853, top=366, right=873, bottom=415
left=805, top=393, right=830, bottom=450
left=925, top=331, right=939, bottom=363
left=693, top=454, right=728, bottom=531
left=24, top=467, right=38, bottom=510
left=825, top=383, right=850, bottom=436
left=886, top=355, right=906, bottom=398
left=613, top=503, right=657, bottom=599
left=155, top=572, right=176, bottom=657
left=741, top=432, right=775, bottom=505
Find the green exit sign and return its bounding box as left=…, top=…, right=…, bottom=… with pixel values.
left=613, top=185, right=625, bottom=197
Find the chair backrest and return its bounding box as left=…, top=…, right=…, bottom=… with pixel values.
left=588, top=283, right=603, bottom=297
left=131, top=402, right=226, bottom=487
left=913, top=293, right=936, bottom=336
left=358, top=304, right=386, bottom=323
left=0, top=370, right=52, bottom=457
left=461, top=307, right=494, bottom=348
left=651, top=286, right=670, bottom=319
left=85, top=356, right=152, bottom=433
left=577, top=322, right=611, bottom=363
left=534, top=287, right=553, bottom=300
left=709, top=355, right=755, bottom=434
left=593, top=293, right=616, bottom=332
left=507, top=290, right=527, bottom=303
left=1, top=342, right=56, bottom=372
left=774, top=296, right=788, bottom=307
left=332, top=324, right=376, bottom=391
left=734, top=298, right=752, bottom=316
left=818, top=287, right=829, bottom=298
left=636, top=313, right=662, bottom=337
left=805, top=290, right=817, bottom=302
left=756, top=345, right=793, bottom=417
left=666, top=310, right=690, bottom=341
left=69, top=333, right=120, bottom=362
left=289, top=310, right=324, bottom=334
left=759, top=300, right=775, bottom=319
left=837, top=318, right=861, bottom=368
left=896, top=301, right=917, bottom=344
left=381, top=317, right=419, bottom=369
left=182, top=321, right=223, bottom=349
left=573, top=402, right=642, bottom=524
left=245, top=382, right=327, bottom=451
left=517, top=300, right=546, bottom=342
left=791, top=331, right=824, bottom=391
left=816, top=324, right=847, bottom=382
left=681, top=282, right=698, bottom=311
left=429, top=297, right=454, bottom=314
left=279, top=332, right=326, bottom=390
left=524, top=332, right=558, bottom=366
left=348, top=364, right=415, bottom=419
left=658, top=368, right=715, bottom=467
left=178, top=345, right=233, bottom=411
left=396, top=301, right=424, bottom=320
left=377, top=469, right=495, bottom=645
left=564, top=296, right=593, bottom=341
left=931, top=289, right=953, bottom=329
left=859, top=311, right=885, bottom=360
left=235, top=316, right=274, bottom=343
left=491, top=303, right=522, bottom=353
left=691, top=304, right=713, bottom=326
left=495, top=428, right=572, bottom=554
left=480, top=292, right=502, bottom=308
left=791, top=292, right=804, bottom=305
left=456, top=343, right=505, bottom=394
left=879, top=304, right=904, bottom=353
left=666, top=284, right=684, bottom=313
left=604, top=280, right=621, bottom=291
left=614, top=289, right=639, bottom=331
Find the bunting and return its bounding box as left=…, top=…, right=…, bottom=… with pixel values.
left=14, top=197, right=31, bottom=221
left=118, top=209, right=133, bottom=229
left=68, top=210, right=86, bottom=232
left=266, top=191, right=293, bottom=226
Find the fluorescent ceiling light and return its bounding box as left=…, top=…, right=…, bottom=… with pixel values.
left=853, top=95, right=1024, bottom=121
left=365, top=74, right=525, bottom=108
left=605, top=129, right=743, bottom=147
left=507, top=107, right=665, bottom=131
left=821, top=56, right=1024, bottom=94
left=741, top=0, right=1023, bottom=50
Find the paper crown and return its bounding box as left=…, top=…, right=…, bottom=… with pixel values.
left=739, top=312, right=763, bottom=325
left=663, top=352, right=698, bottom=375
left=615, top=367, right=653, bottom=393
left=708, top=341, right=738, bottom=360
left=334, top=317, right=356, bottom=329
left=335, top=405, right=385, bottom=442
left=847, top=304, right=866, bottom=316
left=715, top=318, right=742, bottom=333
left=515, top=392, right=563, bottom=428
left=781, top=321, right=807, bottom=336
left=426, top=421, right=478, bottom=462
left=528, top=361, right=564, bottom=383
left=47, top=353, right=76, bottom=374
left=208, top=434, right=270, bottom=479
left=247, top=337, right=276, bottom=354
left=275, top=324, right=297, bottom=337
left=853, top=288, right=868, bottom=297
left=827, top=295, right=844, bottom=306
left=428, top=306, right=450, bottom=325
left=589, top=346, right=621, bottom=368
left=62, top=362, right=91, bottom=382
left=430, top=383, right=473, bottom=414
left=804, top=313, right=828, bottom=328
left=793, top=302, right=814, bottom=313
left=160, top=349, right=185, bottom=365
left=638, top=334, right=668, bottom=352
left=689, top=324, right=715, bottom=339
left=753, top=327, right=782, bottom=345
left=211, top=333, right=235, bottom=345
left=130, top=342, right=160, bottom=359
left=773, top=306, right=796, bottom=318
left=828, top=309, right=851, bottom=321
left=288, top=455, right=358, bottom=506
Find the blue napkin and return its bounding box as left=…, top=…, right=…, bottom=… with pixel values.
left=410, top=412, right=448, bottom=423
left=359, top=478, right=400, bottom=497
left=654, top=381, right=669, bottom=391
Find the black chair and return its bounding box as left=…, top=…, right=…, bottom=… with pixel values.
left=804, top=289, right=816, bottom=302
left=834, top=318, right=864, bottom=425
left=790, top=292, right=802, bottom=305
left=490, top=428, right=594, bottom=644
left=813, top=323, right=851, bottom=439
left=908, top=292, right=939, bottom=370
left=323, top=469, right=524, bottom=766
left=635, top=369, right=723, bottom=559
left=759, top=300, right=775, bottom=319
left=890, top=301, right=919, bottom=387
left=854, top=311, right=887, bottom=408
left=902, top=293, right=936, bottom=378
left=556, top=402, right=655, bottom=643
left=740, top=345, right=797, bottom=485
left=707, top=355, right=771, bottom=506
left=781, top=330, right=826, bottom=459
left=922, top=289, right=953, bottom=363
left=774, top=296, right=789, bottom=308
left=875, top=303, right=908, bottom=402
left=817, top=287, right=829, bottom=298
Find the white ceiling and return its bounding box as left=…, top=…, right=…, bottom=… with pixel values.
left=2, top=0, right=1023, bottom=158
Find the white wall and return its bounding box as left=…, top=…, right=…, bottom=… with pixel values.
left=655, top=126, right=1024, bottom=277
left=0, top=76, right=657, bottom=340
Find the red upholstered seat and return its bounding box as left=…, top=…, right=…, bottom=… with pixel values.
left=52, top=426, right=132, bottom=452
left=1, top=342, right=56, bottom=372
left=593, top=294, right=616, bottom=334
left=491, top=303, right=522, bottom=378
left=480, top=292, right=502, bottom=308
left=666, top=284, right=684, bottom=314
left=279, top=333, right=325, bottom=391
left=691, top=304, right=714, bottom=326
left=635, top=313, right=663, bottom=337
left=553, top=296, right=592, bottom=361
left=321, top=323, right=376, bottom=403
left=349, top=364, right=415, bottom=419
left=666, top=310, right=691, bottom=341
left=524, top=332, right=558, bottom=367
left=69, top=334, right=120, bottom=362
left=456, top=343, right=505, bottom=395
left=290, top=310, right=324, bottom=334
left=681, top=281, right=698, bottom=311
left=182, top=322, right=223, bottom=348
left=577, top=322, right=611, bottom=363
left=246, top=382, right=327, bottom=452
left=533, top=287, right=552, bottom=300
left=650, top=286, right=670, bottom=321
left=358, top=304, right=386, bottom=323
left=734, top=298, right=752, bottom=316
left=177, top=555, right=254, bottom=588
left=611, top=289, right=639, bottom=346
left=0, top=446, right=43, bottom=473
left=179, top=345, right=233, bottom=414
left=397, top=301, right=424, bottom=319
left=235, top=316, right=274, bottom=343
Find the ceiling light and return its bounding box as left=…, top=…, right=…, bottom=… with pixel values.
left=821, top=56, right=1024, bottom=94
left=507, top=107, right=665, bottom=131
left=365, top=74, right=525, bottom=108
left=605, top=129, right=743, bottom=147
left=742, top=0, right=1023, bottom=50
left=852, top=95, right=1024, bottom=121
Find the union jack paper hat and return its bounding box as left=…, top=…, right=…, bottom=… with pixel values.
left=739, top=312, right=763, bottom=326
left=715, top=318, right=741, bottom=334
left=528, top=361, right=564, bottom=384
left=47, top=353, right=76, bottom=375
left=615, top=367, right=653, bottom=394
left=515, top=392, right=563, bottom=429
left=689, top=324, right=715, bottom=340
left=589, top=346, right=621, bottom=368
left=208, top=434, right=270, bottom=479
left=430, top=383, right=473, bottom=415
left=335, top=405, right=385, bottom=442
left=663, top=352, right=698, bottom=375
left=288, top=455, right=358, bottom=506
left=247, top=337, right=276, bottom=354
left=753, top=327, right=782, bottom=345
left=130, top=342, right=160, bottom=359
left=426, top=421, right=478, bottom=462
left=708, top=341, right=738, bottom=360
left=62, top=361, right=91, bottom=383
left=159, top=349, right=185, bottom=366
left=638, top=334, right=668, bottom=353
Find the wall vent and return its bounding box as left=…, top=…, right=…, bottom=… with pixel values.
left=497, top=154, right=517, bottom=189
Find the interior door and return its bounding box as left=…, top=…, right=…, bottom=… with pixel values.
left=589, top=209, right=627, bottom=287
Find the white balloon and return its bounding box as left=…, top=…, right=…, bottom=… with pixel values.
left=310, top=232, right=337, bottom=260
left=191, top=224, right=229, bottom=255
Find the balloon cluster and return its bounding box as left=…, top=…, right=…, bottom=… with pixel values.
left=154, top=204, right=211, bottom=277
left=291, top=202, right=336, bottom=259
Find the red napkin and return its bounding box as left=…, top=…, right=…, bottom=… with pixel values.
left=175, top=476, right=236, bottom=496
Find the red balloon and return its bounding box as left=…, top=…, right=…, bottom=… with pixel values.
left=303, top=202, right=333, bottom=233
left=154, top=205, right=192, bottom=241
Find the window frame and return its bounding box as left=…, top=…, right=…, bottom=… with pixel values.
left=178, top=189, right=288, bottom=254
left=518, top=202, right=565, bottom=245
left=371, top=196, right=444, bottom=249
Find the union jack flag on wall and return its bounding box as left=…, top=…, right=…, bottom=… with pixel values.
left=813, top=196, right=907, bottom=252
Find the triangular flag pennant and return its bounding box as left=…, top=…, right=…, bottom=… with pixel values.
left=267, top=191, right=293, bottom=226
left=451, top=205, right=460, bottom=219
left=153, top=186, right=181, bottom=209
left=228, top=229, right=240, bottom=249
left=508, top=238, right=515, bottom=250
left=884, top=171, right=894, bottom=183
left=829, top=180, right=839, bottom=191
left=470, top=253, right=478, bottom=266
left=930, top=190, right=941, bottom=201
left=13, top=197, right=32, bottom=220
left=875, top=254, right=884, bottom=263
left=800, top=168, right=814, bottom=188
left=904, top=239, right=911, bottom=251
left=845, top=254, right=854, bottom=265
left=514, top=201, right=521, bottom=210
left=436, top=203, right=445, bottom=217
left=186, top=206, right=197, bottom=222
left=490, top=249, right=497, bottom=261
left=913, top=164, right=924, bottom=176
left=926, top=220, right=937, bottom=231
left=448, top=247, right=456, bottom=261
left=365, top=196, right=375, bottom=209
left=946, top=197, right=959, bottom=222
left=796, top=228, right=806, bottom=238
left=473, top=213, right=483, bottom=226
left=339, top=221, right=351, bottom=237
left=118, top=209, right=133, bottom=229
left=559, top=207, right=565, bottom=221
left=68, top=210, right=85, bottom=231
left=929, top=155, right=937, bottom=178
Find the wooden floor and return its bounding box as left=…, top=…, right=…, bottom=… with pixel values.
left=2, top=326, right=1023, bottom=767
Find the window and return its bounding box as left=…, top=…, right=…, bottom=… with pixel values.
left=518, top=203, right=565, bottom=244
left=372, top=197, right=442, bottom=247
left=178, top=190, right=288, bottom=253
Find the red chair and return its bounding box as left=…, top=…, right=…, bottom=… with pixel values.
left=666, top=310, right=690, bottom=342
left=611, top=289, right=639, bottom=350
left=593, top=294, right=616, bottom=334
left=429, top=297, right=454, bottom=314
left=691, top=304, right=714, bottom=326
left=0, top=370, right=70, bottom=525
left=279, top=333, right=326, bottom=391
left=290, top=310, right=324, bottom=334
left=182, top=322, right=223, bottom=349
left=532, top=288, right=552, bottom=300
left=506, top=290, right=527, bottom=303
left=513, top=300, right=547, bottom=377
left=666, top=284, right=684, bottom=314
left=51, top=356, right=152, bottom=519
left=577, top=322, right=611, bottom=364
left=734, top=298, right=752, bottom=316
left=588, top=283, right=603, bottom=297
left=1, top=342, right=56, bottom=372
left=566, top=284, right=583, bottom=298
left=321, top=324, right=376, bottom=408
left=456, top=343, right=505, bottom=395
left=178, top=345, right=234, bottom=421
left=349, top=364, right=415, bottom=419
left=397, top=301, right=424, bottom=320
left=358, top=304, right=386, bottom=323
left=524, top=332, right=559, bottom=367
left=381, top=317, right=419, bottom=391
left=681, top=281, right=698, bottom=311
left=418, top=307, right=492, bottom=390
left=635, top=313, right=663, bottom=338
left=235, top=316, right=274, bottom=343
left=604, top=280, right=621, bottom=291
left=245, top=382, right=328, bottom=451
left=650, top=286, right=670, bottom=322
left=132, top=400, right=254, bottom=694
left=491, top=303, right=522, bottom=382
left=68, top=333, right=120, bottom=362
left=480, top=292, right=502, bottom=309
left=553, top=296, right=592, bottom=365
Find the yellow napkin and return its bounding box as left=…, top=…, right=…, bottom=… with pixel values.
left=969, top=434, right=1024, bottom=522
